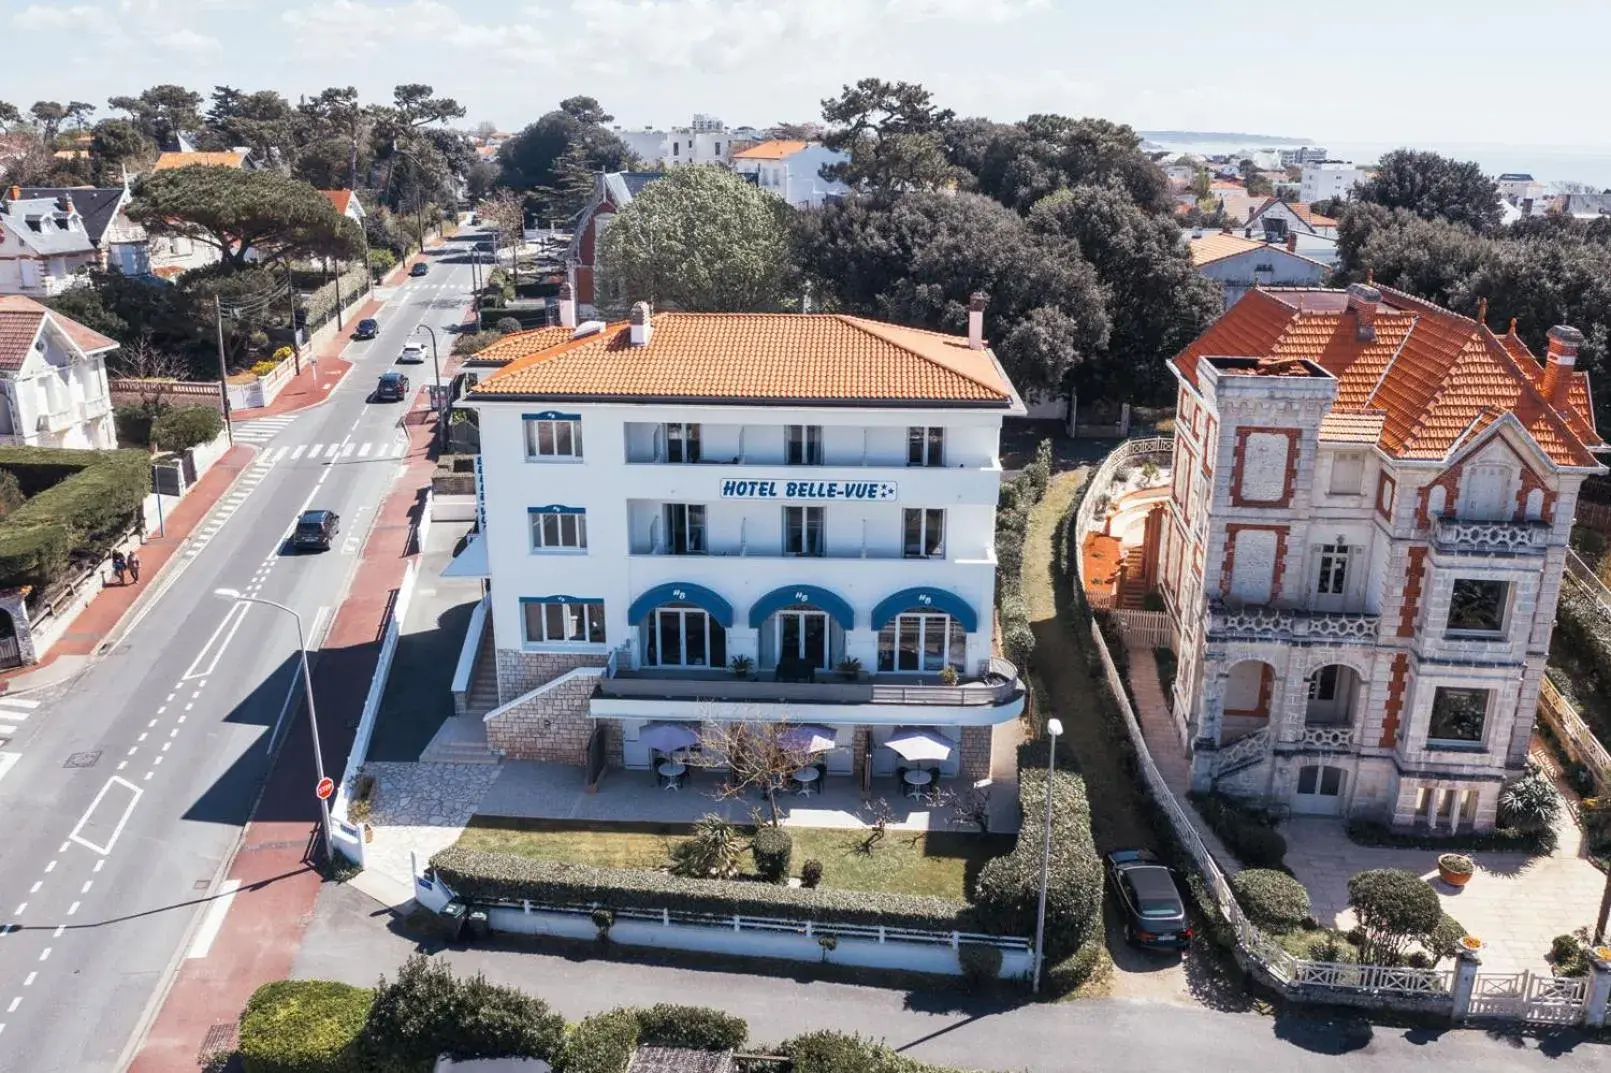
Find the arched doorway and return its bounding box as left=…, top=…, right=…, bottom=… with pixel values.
left=1294, top=763, right=1347, bottom=815
left=1220, top=659, right=1276, bottom=743
left=0, top=609, right=21, bottom=669
left=1304, top=664, right=1362, bottom=728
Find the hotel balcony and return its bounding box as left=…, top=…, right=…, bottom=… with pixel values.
left=1432, top=518, right=1552, bottom=554
left=1205, top=601, right=1379, bottom=644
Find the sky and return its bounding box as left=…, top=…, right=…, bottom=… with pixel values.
left=4, top=0, right=1611, bottom=151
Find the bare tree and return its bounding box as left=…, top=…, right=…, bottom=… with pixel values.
left=112, top=332, right=190, bottom=404
left=698, top=717, right=817, bottom=825
left=855, top=797, right=897, bottom=854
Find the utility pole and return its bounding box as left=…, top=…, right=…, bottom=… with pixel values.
left=332, top=256, right=344, bottom=331
left=283, top=257, right=301, bottom=376
left=214, top=295, right=234, bottom=446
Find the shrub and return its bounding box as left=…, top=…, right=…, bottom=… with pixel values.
left=0, top=471, right=21, bottom=518
left=751, top=825, right=793, bottom=883
left=368, top=249, right=397, bottom=278
left=1498, top=765, right=1562, bottom=835
left=495, top=316, right=523, bottom=334
left=800, top=858, right=823, bottom=888
left=1549, top=931, right=1592, bottom=976
left=1347, top=868, right=1442, bottom=965
left=957, top=943, right=1004, bottom=989
left=251, top=360, right=280, bottom=377
left=0, top=448, right=150, bottom=588
left=633, top=1004, right=747, bottom=1051
left=1426, top=912, right=1467, bottom=967
left=452, top=329, right=506, bottom=356
left=430, top=847, right=976, bottom=934
left=238, top=979, right=373, bottom=1073
left=363, top=954, right=564, bottom=1071
left=782, top=1031, right=949, bottom=1073
left=670, top=814, right=745, bottom=879
left=591, top=906, right=615, bottom=939
left=1230, top=869, right=1311, bottom=931
left=556, top=1009, right=639, bottom=1073
left=1188, top=793, right=1288, bottom=870
left=114, top=403, right=159, bottom=448
left=151, top=405, right=223, bottom=453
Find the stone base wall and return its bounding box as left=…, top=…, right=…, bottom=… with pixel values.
left=486, top=648, right=609, bottom=763
left=959, top=725, right=992, bottom=782
left=851, top=727, right=870, bottom=790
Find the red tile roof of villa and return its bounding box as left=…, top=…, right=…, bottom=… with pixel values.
left=0, top=295, right=119, bottom=370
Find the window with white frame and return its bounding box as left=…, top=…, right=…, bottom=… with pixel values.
left=524, top=414, right=583, bottom=459
left=662, top=504, right=706, bottom=555
left=1329, top=452, right=1365, bottom=495
left=907, top=426, right=944, bottom=467
left=663, top=422, right=701, bottom=463
left=903, top=508, right=945, bottom=558
left=784, top=506, right=824, bottom=556
left=529, top=507, right=587, bottom=551
left=877, top=612, right=966, bottom=673
left=1315, top=543, right=1350, bottom=596
left=1428, top=686, right=1489, bottom=746
left=522, top=598, right=606, bottom=645
left=785, top=425, right=823, bottom=465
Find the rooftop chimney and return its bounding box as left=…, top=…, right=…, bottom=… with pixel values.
left=557, top=281, right=576, bottom=329
left=1284, top=232, right=1297, bottom=253
left=1541, top=324, right=1584, bottom=406
left=5, top=186, right=17, bottom=203
left=1347, top=282, right=1380, bottom=342
left=56, top=193, right=73, bottom=213
left=629, top=301, right=653, bottom=346
left=967, top=292, right=986, bottom=350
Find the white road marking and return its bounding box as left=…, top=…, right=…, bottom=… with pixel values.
left=184, top=601, right=250, bottom=680
left=290, top=445, right=307, bottom=460
left=185, top=879, right=242, bottom=959
left=0, top=726, right=16, bottom=737
left=306, top=444, right=324, bottom=459
left=22, top=973, right=34, bottom=987
left=28, top=882, right=39, bottom=894
left=0, top=697, right=40, bottom=710
left=51, top=925, right=62, bottom=938
left=37, top=948, right=48, bottom=962
left=341, top=442, right=355, bottom=458
left=358, top=442, right=372, bottom=457
left=43, top=861, right=54, bottom=874
left=143, top=771, right=153, bottom=781
left=67, top=776, right=144, bottom=856
left=116, top=761, right=126, bottom=771
left=93, top=860, right=103, bottom=873
left=80, top=882, right=92, bottom=894
left=6, top=998, right=18, bottom=1013
left=11, top=904, right=23, bottom=915
left=67, top=902, right=79, bottom=915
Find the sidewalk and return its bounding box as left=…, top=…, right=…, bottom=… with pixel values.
left=128, top=388, right=444, bottom=1072
left=0, top=444, right=255, bottom=693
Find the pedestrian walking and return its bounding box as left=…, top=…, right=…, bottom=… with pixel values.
left=111, top=550, right=127, bottom=586
left=127, top=550, right=141, bottom=584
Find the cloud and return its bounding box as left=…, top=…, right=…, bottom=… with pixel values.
left=13, top=4, right=102, bottom=30
left=150, top=27, right=221, bottom=54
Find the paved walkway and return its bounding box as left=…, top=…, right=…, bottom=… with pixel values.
left=361, top=761, right=505, bottom=888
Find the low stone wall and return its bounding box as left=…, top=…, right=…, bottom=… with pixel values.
left=486, top=649, right=609, bottom=762
left=108, top=379, right=225, bottom=415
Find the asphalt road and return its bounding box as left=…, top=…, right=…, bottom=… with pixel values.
left=0, top=234, right=480, bottom=1072
left=298, top=883, right=1607, bottom=1073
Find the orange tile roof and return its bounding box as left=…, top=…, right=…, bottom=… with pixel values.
left=1318, top=410, right=1386, bottom=444
left=1172, top=287, right=1604, bottom=468
left=470, top=312, right=1015, bottom=406
left=732, top=139, right=809, bottom=161
left=152, top=151, right=246, bottom=171
left=0, top=295, right=119, bottom=369
left=320, top=189, right=357, bottom=215
left=465, top=325, right=576, bottom=365
left=1188, top=232, right=1266, bottom=266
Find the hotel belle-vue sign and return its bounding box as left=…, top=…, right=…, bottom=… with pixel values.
left=720, top=478, right=898, bottom=501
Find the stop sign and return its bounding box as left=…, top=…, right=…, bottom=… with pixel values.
left=315, top=776, right=335, bottom=800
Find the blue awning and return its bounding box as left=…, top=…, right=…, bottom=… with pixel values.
left=870, top=587, right=979, bottom=633
left=748, top=584, right=856, bottom=630
left=628, top=582, right=734, bottom=628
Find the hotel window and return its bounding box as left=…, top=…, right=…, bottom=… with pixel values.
left=524, top=415, right=583, bottom=459
left=1447, top=579, right=1509, bottom=634
left=522, top=599, right=606, bottom=645
left=662, top=504, right=706, bottom=555
left=785, top=425, right=823, bottom=465
left=877, top=613, right=966, bottom=673
left=1428, top=687, right=1489, bottom=746
left=907, top=426, right=944, bottom=467
left=774, top=606, right=832, bottom=671
left=530, top=507, right=587, bottom=551
left=645, top=604, right=726, bottom=668
left=784, top=506, right=825, bottom=557
left=903, top=508, right=945, bottom=558
left=663, top=422, right=701, bottom=463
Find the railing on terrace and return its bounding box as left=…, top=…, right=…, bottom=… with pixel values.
left=1432, top=518, right=1552, bottom=553
left=1538, top=675, right=1611, bottom=796
left=483, top=899, right=1033, bottom=953
left=598, top=658, right=1023, bottom=708
left=1206, top=602, right=1379, bottom=643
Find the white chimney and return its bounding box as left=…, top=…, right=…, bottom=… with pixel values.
left=629, top=301, right=653, bottom=346
left=967, top=292, right=986, bottom=350
left=557, top=281, right=576, bottom=329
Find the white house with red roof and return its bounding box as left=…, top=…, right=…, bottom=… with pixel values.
left=450, top=294, right=1027, bottom=794
left=1151, top=282, right=1604, bottom=829
left=731, top=140, right=849, bottom=209
left=0, top=296, right=118, bottom=449
left=320, top=189, right=365, bottom=225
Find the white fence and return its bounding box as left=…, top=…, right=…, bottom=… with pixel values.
left=1108, top=608, right=1175, bottom=649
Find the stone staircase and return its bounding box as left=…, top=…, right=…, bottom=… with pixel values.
left=420, top=715, right=499, bottom=764
left=458, top=624, right=499, bottom=717
left=1116, top=548, right=1150, bottom=610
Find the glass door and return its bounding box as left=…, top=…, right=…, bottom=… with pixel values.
left=647, top=607, right=724, bottom=668
left=777, top=609, right=830, bottom=670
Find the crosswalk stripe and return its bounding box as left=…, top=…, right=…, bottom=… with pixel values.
left=358, top=443, right=371, bottom=458
left=0, top=726, right=16, bottom=737
left=306, top=445, right=324, bottom=459
left=341, top=443, right=355, bottom=458
left=290, top=445, right=306, bottom=460
left=0, top=697, right=41, bottom=710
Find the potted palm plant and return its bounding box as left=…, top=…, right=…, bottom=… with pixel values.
left=1437, top=852, right=1475, bottom=887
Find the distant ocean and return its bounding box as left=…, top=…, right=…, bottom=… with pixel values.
left=1141, top=135, right=1611, bottom=191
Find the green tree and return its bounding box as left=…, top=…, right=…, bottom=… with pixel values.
left=151, top=406, right=224, bottom=452
left=969, top=114, right=1170, bottom=213
left=599, top=166, right=794, bottom=313
left=201, top=86, right=298, bottom=164
left=296, top=86, right=373, bottom=190
left=89, top=119, right=152, bottom=183
left=497, top=101, right=637, bottom=216
left=129, top=167, right=362, bottom=270
left=106, top=84, right=204, bottom=148
left=391, top=82, right=467, bottom=128
left=29, top=101, right=67, bottom=143
left=0, top=101, right=21, bottom=131
left=1347, top=868, right=1442, bottom=964
left=558, top=95, right=612, bottom=125
left=65, top=101, right=95, bottom=130
left=819, top=77, right=957, bottom=194
left=1356, top=148, right=1503, bottom=233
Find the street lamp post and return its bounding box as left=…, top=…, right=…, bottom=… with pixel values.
left=415, top=324, right=444, bottom=448
left=213, top=588, right=332, bottom=861
left=1031, top=717, right=1064, bottom=995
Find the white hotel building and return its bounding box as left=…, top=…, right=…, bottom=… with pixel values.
left=459, top=297, right=1026, bottom=788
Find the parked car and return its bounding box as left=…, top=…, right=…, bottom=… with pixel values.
left=398, top=342, right=427, bottom=364
left=475, top=240, right=493, bottom=251
left=1104, top=849, right=1191, bottom=950
left=410, top=262, right=429, bottom=277
left=352, top=317, right=379, bottom=339
left=374, top=371, right=409, bottom=402
left=292, top=509, right=340, bottom=552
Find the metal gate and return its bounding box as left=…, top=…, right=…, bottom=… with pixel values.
left=1468, top=971, right=1589, bottom=1024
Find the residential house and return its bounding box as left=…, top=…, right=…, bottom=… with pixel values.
left=19, top=186, right=149, bottom=276
left=0, top=187, right=100, bottom=296
left=616, top=115, right=735, bottom=169
left=1154, top=284, right=1604, bottom=830
left=1496, top=173, right=1544, bottom=203
left=150, top=150, right=249, bottom=172
left=457, top=295, right=1027, bottom=788
left=1299, top=161, right=1364, bottom=204
left=1245, top=197, right=1339, bottom=240
left=731, top=140, right=849, bottom=210
left=320, top=189, right=366, bottom=225
left=565, top=171, right=666, bottom=318
left=0, top=296, right=118, bottom=449
left=1279, top=146, right=1331, bottom=167
left=1187, top=230, right=1329, bottom=310
left=144, top=150, right=248, bottom=277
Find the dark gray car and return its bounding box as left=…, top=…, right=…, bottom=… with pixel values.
left=1105, top=849, right=1191, bottom=950
left=293, top=509, right=340, bottom=552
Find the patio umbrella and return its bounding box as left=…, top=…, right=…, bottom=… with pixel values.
left=885, top=727, right=954, bottom=762
left=638, top=721, right=701, bottom=753
left=780, top=724, right=837, bottom=753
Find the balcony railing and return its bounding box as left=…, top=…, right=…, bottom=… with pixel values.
left=596, top=657, right=1023, bottom=708
left=1432, top=518, right=1552, bottom=553
left=36, top=402, right=82, bottom=433
left=1286, top=724, right=1360, bottom=749
left=82, top=396, right=111, bottom=419
left=1206, top=602, right=1378, bottom=643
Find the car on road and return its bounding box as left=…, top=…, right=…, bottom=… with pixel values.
left=374, top=371, right=409, bottom=402
left=1104, top=849, right=1191, bottom=951
left=409, top=262, right=429, bottom=277
left=398, top=342, right=427, bottom=364
left=475, top=240, right=493, bottom=251
left=292, top=509, right=340, bottom=552
left=352, top=317, right=379, bottom=339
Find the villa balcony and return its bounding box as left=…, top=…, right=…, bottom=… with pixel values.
left=36, top=403, right=83, bottom=433
left=594, top=656, right=1024, bottom=711
left=1205, top=601, right=1379, bottom=644
left=1432, top=518, right=1552, bottom=554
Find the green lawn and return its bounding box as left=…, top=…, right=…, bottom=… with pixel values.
left=452, top=818, right=1014, bottom=902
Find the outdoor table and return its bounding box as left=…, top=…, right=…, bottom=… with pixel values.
left=658, top=760, right=687, bottom=789
left=793, top=767, right=821, bottom=796
left=902, top=769, right=933, bottom=798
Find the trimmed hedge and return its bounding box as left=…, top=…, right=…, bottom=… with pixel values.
left=633, top=1004, right=747, bottom=1051
left=363, top=954, right=564, bottom=1071
left=993, top=439, right=1052, bottom=670
left=151, top=405, right=223, bottom=453
left=783, top=1031, right=956, bottom=1073
left=1230, top=868, right=1311, bottom=931
left=972, top=741, right=1103, bottom=959
left=1188, top=792, right=1288, bottom=870
left=556, top=1009, right=639, bottom=1073
left=0, top=447, right=150, bottom=588
left=429, top=847, right=976, bottom=933
left=238, top=979, right=373, bottom=1073
left=751, top=825, right=793, bottom=883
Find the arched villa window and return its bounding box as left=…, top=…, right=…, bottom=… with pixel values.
left=643, top=602, right=727, bottom=669
left=749, top=585, right=854, bottom=672
left=870, top=587, right=978, bottom=674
